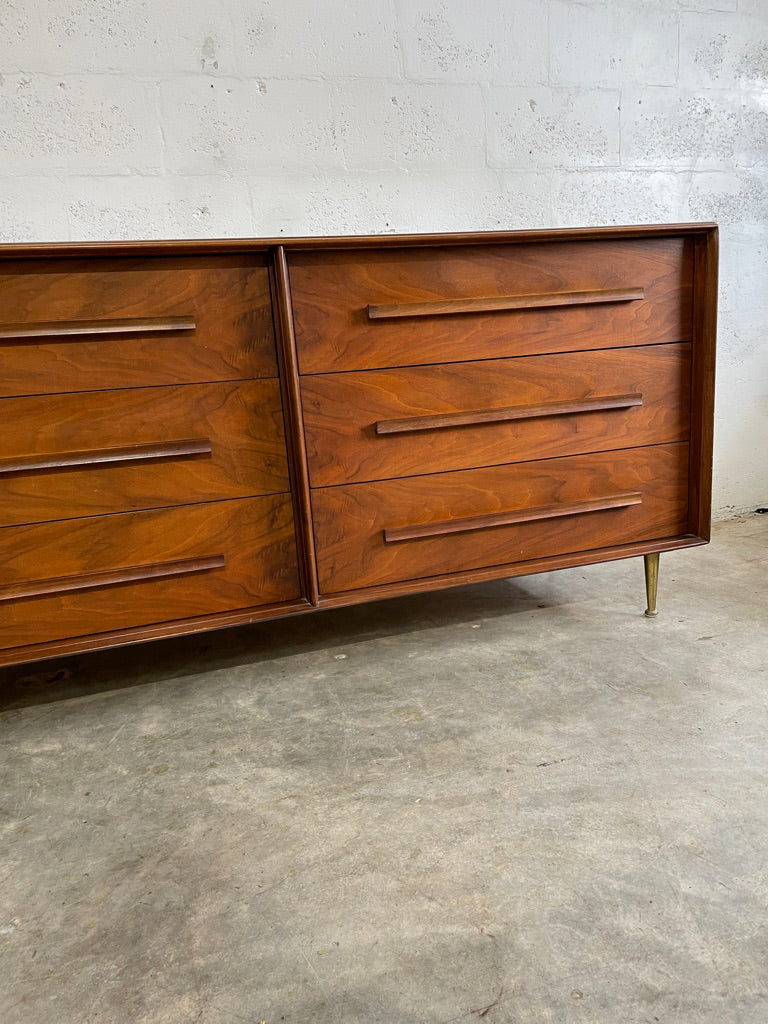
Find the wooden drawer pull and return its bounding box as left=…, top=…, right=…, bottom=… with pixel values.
left=383, top=492, right=642, bottom=544
left=368, top=287, right=645, bottom=320
left=0, top=554, right=226, bottom=603
left=376, top=393, right=643, bottom=435
left=0, top=438, right=212, bottom=476
left=0, top=315, right=196, bottom=341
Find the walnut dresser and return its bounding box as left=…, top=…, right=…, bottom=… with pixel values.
left=0, top=223, right=717, bottom=667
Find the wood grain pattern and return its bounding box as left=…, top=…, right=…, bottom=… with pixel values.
left=0, top=315, right=197, bottom=339
left=301, top=344, right=691, bottom=486
left=688, top=228, right=719, bottom=540
left=367, top=286, right=645, bottom=319
left=0, top=438, right=213, bottom=475
left=375, top=393, right=644, bottom=435
left=0, top=255, right=276, bottom=396
left=383, top=492, right=643, bottom=543
left=0, top=224, right=716, bottom=668
left=271, top=246, right=321, bottom=605
left=0, top=496, right=300, bottom=649
left=311, top=443, right=690, bottom=593
left=289, top=238, right=694, bottom=373
left=0, top=380, right=290, bottom=525
left=0, top=554, right=226, bottom=602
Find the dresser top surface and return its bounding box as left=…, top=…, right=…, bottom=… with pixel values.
left=0, top=222, right=718, bottom=261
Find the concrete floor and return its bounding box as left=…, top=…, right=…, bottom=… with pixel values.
left=1, top=517, right=766, bottom=1024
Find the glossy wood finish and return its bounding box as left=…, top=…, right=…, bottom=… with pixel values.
left=367, top=286, right=645, bottom=319
left=311, top=443, right=690, bottom=593
left=0, top=381, right=289, bottom=524
left=0, top=223, right=717, bottom=667
left=271, top=246, right=320, bottom=606
left=383, top=492, right=643, bottom=544
left=0, top=255, right=276, bottom=395
left=301, top=344, right=691, bottom=486
left=0, top=315, right=197, bottom=339
left=688, top=231, right=719, bottom=539
left=0, top=554, right=227, bottom=603
left=0, top=495, right=300, bottom=649
left=289, top=238, right=693, bottom=373
left=374, top=393, right=644, bottom=435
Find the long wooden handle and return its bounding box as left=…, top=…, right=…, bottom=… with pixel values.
left=383, top=492, right=642, bottom=544
left=0, top=316, right=196, bottom=341
left=375, top=393, right=643, bottom=435
left=0, top=554, right=226, bottom=603
left=368, top=287, right=645, bottom=320
left=0, top=438, right=212, bottom=475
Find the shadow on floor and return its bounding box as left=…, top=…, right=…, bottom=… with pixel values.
left=0, top=574, right=580, bottom=711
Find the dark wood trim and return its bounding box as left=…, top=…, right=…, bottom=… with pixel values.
left=383, top=493, right=643, bottom=544
left=688, top=227, right=718, bottom=540
left=0, top=597, right=315, bottom=668
left=0, top=438, right=212, bottom=476
left=375, top=393, right=644, bottom=436
left=0, top=534, right=707, bottom=669
left=271, top=246, right=320, bottom=606
left=0, top=223, right=718, bottom=261
left=0, top=316, right=196, bottom=340
left=368, top=287, right=645, bottom=321
left=316, top=534, right=707, bottom=608
left=0, top=554, right=226, bottom=603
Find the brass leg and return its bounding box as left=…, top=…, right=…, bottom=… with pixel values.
left=644, top=552, right=660, bottom=617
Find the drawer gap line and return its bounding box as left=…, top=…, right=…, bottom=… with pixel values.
left=375, top=393, right=643, bottom=435
left=0, top=438, right=213, bottom=475
left=368, top=287, right=645, bottom=320
left=0, top=315, right=197, bottom=341
left=0, top=554, right=227, bottom=603
left=383, top=492, right=643, bottom=543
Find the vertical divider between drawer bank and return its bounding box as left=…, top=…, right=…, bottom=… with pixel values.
left=271, top=246, right=320, bottom=606
left=688, top=228, right=718, bottom=541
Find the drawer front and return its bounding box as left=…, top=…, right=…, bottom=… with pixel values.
left=0, top=255, right=276, bottom=395
left=290, top=238, right=693, bottom=373
left=0, top=381, right=290, bottom=526
left=302, top=343, right=691, bottom=486
left=0, top=496, right=300, bottom=650
left=312, top=443, right=690, bottom=593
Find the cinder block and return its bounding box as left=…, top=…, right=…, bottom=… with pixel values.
left=680, top=12, right=768, bottom=90
left=550, top=1, right=679, bottom=87
left=486, top=86, right=620, bottom=170
left=248, top=171, right=416, bottom=237
left=65, top=175, right=253, bottom=240
left=232, top=0, right=400, bottom=78
left=404, top=170, right=550, bottom=232
left=398, top=0, right=547, bottom=83
left=552, top=170, right=688, bottom=226
left=0, top=177, right=70, bottom=242
left=677, top=0, right=737, bottom=11
left=0, top=2, right=43, bottom=71
left=18, top=0, right=238, bottom=75
left=621, top=88, right=741, bottom=170
left=686, top=170, right=768, bottom=227
left=717, top=227, right=768, bottom=316
left=333, top=80, right=485, bottom=170
left=0, top=74, right=162, bottom=175
left=160, top=78, right=343, bottom=175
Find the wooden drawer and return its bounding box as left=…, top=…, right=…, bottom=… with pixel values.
left=0, top=255, right=276, bottom=396
left=0, top=380, right=290, bottom=526
left=312, top=443, right=690, bottom=593
left=289, top=238, right=693, bottom=372
left=0, top=496, right=300, bottom=650
left=301, top=343, right=691, bottom=486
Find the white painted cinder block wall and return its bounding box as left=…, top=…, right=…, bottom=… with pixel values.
left=0, top=0, right=766, bottom=518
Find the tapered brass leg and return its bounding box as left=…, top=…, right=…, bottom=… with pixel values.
left=644, top=552, right=660, bottom=617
